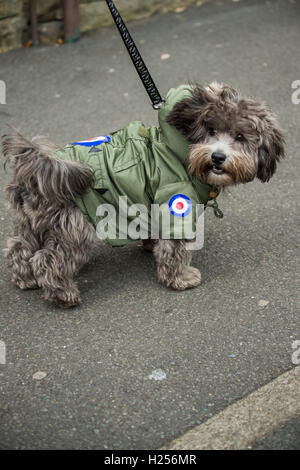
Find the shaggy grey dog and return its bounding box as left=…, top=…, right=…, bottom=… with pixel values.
left=2, top=83, right=285, bottom=307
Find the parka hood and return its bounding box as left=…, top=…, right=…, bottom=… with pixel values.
left=158, top=85, right=193, bottom=163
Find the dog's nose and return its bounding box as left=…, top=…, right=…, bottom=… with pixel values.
left=212, top=152, right=226, bottom=165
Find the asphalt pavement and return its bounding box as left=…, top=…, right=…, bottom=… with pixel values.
left=0, top=0, right=299, bottom=450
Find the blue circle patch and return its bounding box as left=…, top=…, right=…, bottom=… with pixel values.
left=169, top=194, right=192, bottom=217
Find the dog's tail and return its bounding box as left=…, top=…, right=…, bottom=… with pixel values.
left=2, top=130, right=94, bottom=206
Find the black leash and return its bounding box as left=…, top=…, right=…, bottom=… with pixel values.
left=105, top=0, right=165, bottom=109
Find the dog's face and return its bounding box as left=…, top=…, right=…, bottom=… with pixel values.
left=167, top=82, right=285, bottom=186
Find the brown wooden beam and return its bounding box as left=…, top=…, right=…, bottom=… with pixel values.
left=30, top=0, right=38, bottom=46
left=63, top=0, right=80, bottom=43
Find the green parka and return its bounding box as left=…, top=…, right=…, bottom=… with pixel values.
left=55, top=85, right=220, bottom=246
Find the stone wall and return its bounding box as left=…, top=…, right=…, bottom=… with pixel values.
left=79, top=0, right=204, bottom=32
left=0, top=0, right=206, bottom=52
left=0, top=0, right=23, bottom=52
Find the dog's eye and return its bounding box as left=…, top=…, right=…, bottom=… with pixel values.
left=209, top=128, right=217, bottom=136
left=236, top=133, right=244, bottom=141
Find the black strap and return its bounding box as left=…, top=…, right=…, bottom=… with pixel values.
left=105, top=0, right=165, bottom=109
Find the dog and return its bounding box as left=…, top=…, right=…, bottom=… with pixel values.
left=2, top=82, right=285, bottom=307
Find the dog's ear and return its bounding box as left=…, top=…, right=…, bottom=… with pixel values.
left=256, top=107, right=285, bottom=182
left=166, top=84, right=216, bottom=143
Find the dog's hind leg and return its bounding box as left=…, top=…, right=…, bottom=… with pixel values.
left=30, top=206, right=95, bottom=308
left=5, top=216, right=40, bottom=290
left=2, top=131, right=95, bottom=307
left=31, top=245, right=81, bottom=307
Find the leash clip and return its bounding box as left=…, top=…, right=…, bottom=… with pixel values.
left=206, top=200, right=224, bottom=219
left=152, top=99, right=166, bottom=110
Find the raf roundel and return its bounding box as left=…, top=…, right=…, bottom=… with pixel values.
left=168, top=194, right=192, bottom=217
left=71, top=135, right=111, bottom=147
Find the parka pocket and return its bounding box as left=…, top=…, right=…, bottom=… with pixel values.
left=113, top=155, right=141, bottom=173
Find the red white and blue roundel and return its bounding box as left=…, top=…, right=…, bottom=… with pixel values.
left=71, top=135, right=111, bottom=147
left=169, top=194, right=192, bottom=217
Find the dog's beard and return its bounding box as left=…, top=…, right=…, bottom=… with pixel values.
left=188, top=144, right=258, bottom=186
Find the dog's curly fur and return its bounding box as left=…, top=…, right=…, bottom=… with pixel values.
left=2, top=83, right=285, bottom=307
left=3, top=133, right=95, bottom=307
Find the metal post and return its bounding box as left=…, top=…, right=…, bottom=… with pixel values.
left=30, top=0, right=39, bottom=46
left=63, top=0, right=80, bottom=43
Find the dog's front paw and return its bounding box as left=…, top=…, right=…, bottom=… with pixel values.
left=171, top=266, right=201, bottom=291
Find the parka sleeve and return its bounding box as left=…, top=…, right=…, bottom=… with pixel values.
left=152, top=181, right=203, bottom=240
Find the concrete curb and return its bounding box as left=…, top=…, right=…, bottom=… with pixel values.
left=163, top=366, right=300, bottom=450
